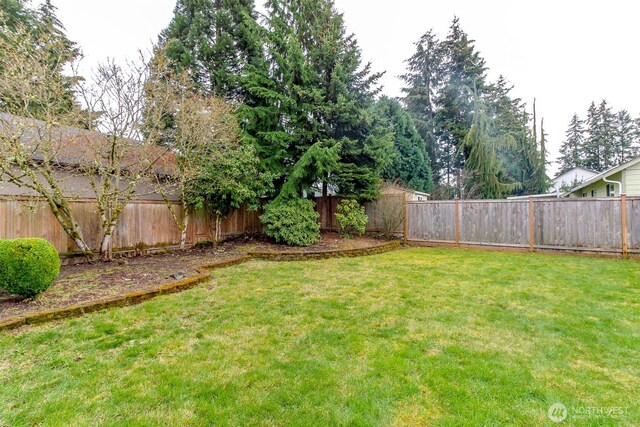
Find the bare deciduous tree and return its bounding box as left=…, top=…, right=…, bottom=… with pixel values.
left=0, top=23, right=93, bottom=255
left=0, top=22, right=175, bottom=261
left=75, top=57, right=174, bottom=261
left=372, top=182, right=406, bottom=240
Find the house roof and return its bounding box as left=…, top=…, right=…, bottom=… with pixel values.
left=0, top=112, right=176, bottom=176
left=552, top=166, right=598, bottom=181
left=560, top=156, right=640, bottom=197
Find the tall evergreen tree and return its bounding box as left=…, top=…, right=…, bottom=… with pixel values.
left=400, top=30, right=444, bottom=183
left=435, top=17, right=487, bottom=193
left=159, top=0, right=262, bottom=99
left=557, top=113, right=585, bottom=173
left=461, top=90, right=518, bottom=198
left=261, top=0, right=392, bottom=200
left=613, top=109, right=636, bottom=165
left=374, top=97, right=433, bottom=193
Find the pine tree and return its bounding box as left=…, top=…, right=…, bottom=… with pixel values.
left=584, top=102, right=601, bottom=171
left=159, top=0, right=261, bottom=98
left=557, top=113, right=585, bottom=173
left=613, top=110, right=637, bottom=165
left=598, top=100, right=615, bottom=170
left=400, top=30, right=444, bottom=183
left=260, top=0, right=392, bottom=200
left=375, top=97, right=434, bottom=193
left=435, top=17, right=487, bottom=193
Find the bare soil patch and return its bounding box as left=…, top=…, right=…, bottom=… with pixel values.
left=0, top=233, right=385, bottom=321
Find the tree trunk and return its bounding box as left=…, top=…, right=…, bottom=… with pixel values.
left=215, top=216, right=221, bottom=244
left=179, top=209, right=190, bottom=250
left=322, top=181, right=330, bottom=231
left=100, top=224, right=115, bottom=262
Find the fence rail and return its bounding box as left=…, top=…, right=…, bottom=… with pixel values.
left=406, top=196, right=639, bottom=256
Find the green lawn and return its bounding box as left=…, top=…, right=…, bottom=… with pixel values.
left=1, top=248, right=639, bottom=426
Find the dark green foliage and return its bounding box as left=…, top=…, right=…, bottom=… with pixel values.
left=557, top=113, right=585, bottom=173
left=461, top=91, right=520, bottom=198
left=613, top=110, right=637, bottom=165
left=400, top=30, right=444, bottom=183
left=374, top=97, right=433, bottom=193
left=558, top=100, right=640, bottom=173
left=260, top=198, right=321, bottom=246
left=0, top=238, right=60, bottom=297
left=254, top=0, right=391, bottom=200
left=335, top=199, right=368, bottom=239
left=401, top=19, right=548, bottom=198
left=434, top=17, right=487, bottom=190
left=185, top=144, right=271, bottom=218
left=159, top=0, right=261, bottom=98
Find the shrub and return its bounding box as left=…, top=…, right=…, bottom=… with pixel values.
left=0, top=238, right=60, bottom=297
left=260, top=198, right=321, bottom=246
left=335, top=199, right=368, bottom=238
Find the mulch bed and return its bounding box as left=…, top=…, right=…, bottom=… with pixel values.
left=0, top=233, right=386, bottom=322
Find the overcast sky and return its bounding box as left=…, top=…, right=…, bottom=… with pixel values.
left=46, top=0, right=640, bottom=174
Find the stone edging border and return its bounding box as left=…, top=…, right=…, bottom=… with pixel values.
left=0, top=241, right=400, bottom=332
left=248, top=240, right=401, bottom=261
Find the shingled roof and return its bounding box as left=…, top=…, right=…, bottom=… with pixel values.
left=0, top=112, right=177, bottom=176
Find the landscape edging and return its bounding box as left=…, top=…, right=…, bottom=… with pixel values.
left=0, top=243, right=399, bottom=331
left=248, top=240, right=401, bottom=261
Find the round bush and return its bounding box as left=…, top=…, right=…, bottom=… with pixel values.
left=0, top=238, right=60, bottom=297
left=260, top=198, right=321, bottom=246
left=335, top=199, right=368, bottom=238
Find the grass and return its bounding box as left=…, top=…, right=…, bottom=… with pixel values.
left=0, top=248, right=638, bottom=426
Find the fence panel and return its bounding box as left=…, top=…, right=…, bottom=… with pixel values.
left=0, top=198, right=258, bottom=255
left=459, top=200, right=530, bottom=246
left=626, top=198, right=640, bottom=251
left=403, top=197, right=640, bottom=255
left=407, top=201, right=456, bottom=242
left=533, top=199, right=621, bottom=250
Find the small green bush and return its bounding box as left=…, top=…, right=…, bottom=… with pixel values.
left=0, top=238, right=60, bottom=298
left=260, top=198, right=321, bottom=246
left=335, top=199, right=368, bottom=238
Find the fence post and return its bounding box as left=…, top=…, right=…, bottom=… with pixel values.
left=454, top=198, right=460, bottom=247
left=529, top=197, right=535, bottom=252
left=403, top=192, right=408, bottom=242
left=621, top=194, right=628, bottom=258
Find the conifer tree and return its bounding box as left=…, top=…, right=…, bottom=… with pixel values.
left=435, top=17, right=487, bottom=193
left=260, top=0, right=392, bottom=200
left=557, top=114, right=585, bottom=173
left=461, top=90, right=519, bottom=198
left=400, top=30, right=444, bottom=183
left=613, top=110, right=637, bottom=165
left=159, top=0, right=262, bottom=99
left=374, top=97, right=434, bottom=193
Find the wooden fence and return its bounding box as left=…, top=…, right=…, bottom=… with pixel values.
left=0, top=198, right=261, bottom=256
left=406, top=196, right=640, bottom=256
left=4, top=194, right=637, bottom=259
left=315, top=195, right=406, bottom=235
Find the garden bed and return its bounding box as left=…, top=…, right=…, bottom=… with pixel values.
left=0, top=233, right=389, bottom=323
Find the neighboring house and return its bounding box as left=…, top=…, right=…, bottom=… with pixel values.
left=0, top=112, right=177, bottom=202
left=313, top=183, right=430, bottom=201
left=379, top=186, right=430, bottom=201
left=562, top=156, right=640, bottom=198
left=551, top=167, right=599, bottom=195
